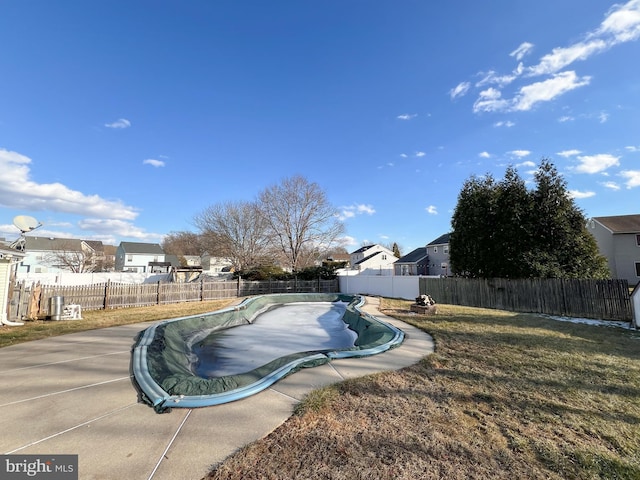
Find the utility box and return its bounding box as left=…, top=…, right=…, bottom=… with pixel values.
left=49, top=296, right=64, bottom=321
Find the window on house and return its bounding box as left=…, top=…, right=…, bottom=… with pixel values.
left=127, top=255, right=133, bottom=262
left=444, top=246, right=449, bottom=254
left=153, top=256, right=158, bottom=262
left=636, top=234, right=640, bottom=246
left=433, top=246, right=438, bottom=253
left=382, top=254, right=387, bottom=260
left=636, top=262, right=640, bottom=277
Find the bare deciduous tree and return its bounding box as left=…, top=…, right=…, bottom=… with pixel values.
left=162, top=231, right=204, bottom=266
left=44, top=240, right=96, bottom=273
left=194, top=201, right=271, bottom=271
left=258, top=175, right=345, bottom=271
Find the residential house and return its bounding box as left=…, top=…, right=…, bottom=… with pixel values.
left=589, top=214, right=640, bottom=286
left=201, top=253, right=234, bottom=275
left=394, top=247, right=428, bottom=276
left=0, top=245, right=26, bottom=324
left=426, top=233, right=451, bottom=276
left=115, top=242, right=166, bottom=273
left=349, top=245, right=397, bottom=275
left=322, top=253, right=351, bottom=269
left=14, top=237, right=101, bottom=273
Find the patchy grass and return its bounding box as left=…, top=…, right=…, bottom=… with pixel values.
left=0, top=299, right=237, bottom=348
left=206, top=300, right=640, bottom=480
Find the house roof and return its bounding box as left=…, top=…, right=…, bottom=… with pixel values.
left=350, top=245, right=375, bottom=255
left=354, top=250, right=396, bottom=266
left=119, top=242, right=165, bottom=254
left=593, top=214, right=640, bottom=234
left=84, top=240, right=104, bottom=253
left=24, top=237, right=85, bottom=252
left=396, top=247, right=428, bottom=264
left=427, top=233, right=451, bottom=246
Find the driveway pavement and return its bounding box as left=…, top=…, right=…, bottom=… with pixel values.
left=0, top=297, right=434, bottom=480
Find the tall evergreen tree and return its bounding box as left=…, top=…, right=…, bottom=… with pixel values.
left=450, top=159, right=610, bottom=279
left=392, top=242, right=401, bottom=258
left=450, top=174, right=497, bottom=277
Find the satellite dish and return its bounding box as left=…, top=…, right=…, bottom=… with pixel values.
left=13, top=215, right=42, bottom=233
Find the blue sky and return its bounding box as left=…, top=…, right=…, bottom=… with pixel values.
left=1, top=1, right=639, bottom=255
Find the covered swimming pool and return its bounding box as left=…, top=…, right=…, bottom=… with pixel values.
left=132, top=293, right=404, bottom=412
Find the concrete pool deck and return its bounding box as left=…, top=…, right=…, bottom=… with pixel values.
left=0, top=297, right=434, bottom=480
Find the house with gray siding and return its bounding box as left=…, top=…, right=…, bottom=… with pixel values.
left=426, top=233, right=451, bottom=276
left=394, top=247, right=428, bottom=276
left=589, top=214, right=640, bottom=286
left=115, top=242, right=166, bottom=273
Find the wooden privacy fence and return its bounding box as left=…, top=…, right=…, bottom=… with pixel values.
left=420, top=277, right=633, bottom=322
left=8, top=278, right=339, bottom=320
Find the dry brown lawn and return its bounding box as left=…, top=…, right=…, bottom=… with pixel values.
left=0, top=299, right=237, bottom=348
left=206, top=299, right=640, bottom=480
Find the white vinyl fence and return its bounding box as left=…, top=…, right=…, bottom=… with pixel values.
left=338, top=274, right=438, bottom=300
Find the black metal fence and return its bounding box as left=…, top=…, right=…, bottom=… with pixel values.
left=420, top=277, right=633, bottom=321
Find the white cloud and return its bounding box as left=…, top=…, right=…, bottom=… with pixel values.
left=494, top=120, right=515, bottom=127
left=479, top=151, right=491, bottom=158
left=143, top=159, right=165, bottom=168
left=339, top=235, right=358, bottom=247
left=357, top=204, right=375, bottom=214
left=425, top=205, right=438, bottom=215
left=397, top=113, right=418, bottom=120
left=526, top=0, right=640, bottom=76
left=625, top=145, right=640, bottom=152
left=558, top=115, right=575, bottom=122
left=466, top=1, right=640, bottom=115
left=527, top=40, right=608, bottom=77
left=78, top=218, right=162, bottom=241
left=557, top=149, right=582, bottom=157
left=0, top=148, right=138, bottom=220
left=599, top=111, right=610, bottom=123
left=574, top=154, right=620, bottom=174
left=473, top=88, right=509, bottom=113
left=508, top=150, right=531, bottom=158
left=450, top=81, right=470, bottom=100
left=104, top=118, right=131, bottom=129
left=569, top=189, right=596, bottom=199
left=339, top=204, right=376, bottom=221
left=512, top=71, right=591, bottom=111
left=601, top=181, right=621, bottom=190
left=594, top=0, right=640, bottom=43
left=620, top=169, right=640, bottom=188
left=399, top=153, right=408, bottom=158
left=476, top=70, right=517, bottom=88
left=415, top=151, right=426, bottom=157
left=510, top=42, right=535, bottom=60
left=517, top=160, right=536, bottom=168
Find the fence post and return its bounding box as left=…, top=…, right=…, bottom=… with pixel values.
left=157, top=281, right=161, bottom=305
left=200, top=278, right=204, bottom=302
left=237, top=276, right=241, bottom=298
left=103, top=280, right=111, bottom=310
